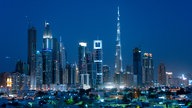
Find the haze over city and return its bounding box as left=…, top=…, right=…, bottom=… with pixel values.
left=0, top=0, right=192, bottom=76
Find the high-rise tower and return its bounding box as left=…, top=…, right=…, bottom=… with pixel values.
left=35, top=50, right=43, bottom=90
left=28, top=26, right=36, bottom=90
left=42, top=22, right=53, bottom=87
left=142, top=53, right=154, bottom=86
left=158, top=63, right=166, bottom=85
left=78, top=42, right=90, bottom=88
left=52, top=38, right=60, bottom=84
left=133, top=48, right=142, bottom=87
left=59, top=37, right=66, bottom=84
left=93, top=40, right=103, bottom=88
left=114, top=6, right=123, bottom=86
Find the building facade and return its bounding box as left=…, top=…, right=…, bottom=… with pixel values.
left=142, top=53, right=154, bottom=86
left=28, top=26, right=36, bottom=90
left=36, top=51, right=43, bottom=90
left=93, top=40, right=103, bottom=88
left=158, top=63, right=166, bottom=86
left=78, top=42, right=90, bottom=88
left=133, top=48, right=142, bottom=87
left=42, top=22, right=53, bottom=87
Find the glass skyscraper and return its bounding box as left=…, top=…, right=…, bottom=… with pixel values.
left=42, top=22, right=53, bottom=87
left=93, top=40, right=103, bottom=88
left=133, top=48, right=142, bottom=87
left=27, top=26, right=36, bottom=90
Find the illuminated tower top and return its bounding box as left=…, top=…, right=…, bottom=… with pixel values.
left=43, top=22, right=52, bottom=39
left=43, top=22, right=53, bottom=50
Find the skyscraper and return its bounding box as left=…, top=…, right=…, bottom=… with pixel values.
left=142, top=53, right=154, bottom=86
left=36, top=50, right=43, bottom=90
left=42, top=22, right=53, bottom=87
left=59, top=37, right=66, bottom=84
left=114, top=7, right=123, bottom=86
left=133, top=48, right=142, bottom=87
left=158, top=63, right=166, bottom=86
left=86, top=51, right=96, bottom=88
left=68, top=63, right=76, bottom=86
left=78, top=42, right=89, bottom=88
left=93, top=40, right=103, bottom=88
left=27, top=26, right=36, bottom=89
left=52, top=38, right=60, bottom=84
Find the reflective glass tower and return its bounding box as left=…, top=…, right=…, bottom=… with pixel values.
left=133, top=48, right=142, bottom=87
left=42, top=22, right=53, bottom=86
left=28, top=26, right=36, bottom=90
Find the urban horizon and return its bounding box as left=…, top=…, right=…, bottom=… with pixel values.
left=0, top=1, right=192, bottom=78
left=0, top=1, right=192, bottom=107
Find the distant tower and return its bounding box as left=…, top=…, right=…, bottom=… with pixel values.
left=142, top=53, right=154, bottom=86
left=93, top=40, right=103, bottom=88
left=133, top=48, right=142, bottom=87
left=42, top=22, right=53, bottom=87
left=114, top=6, right=123, bottom=86
left=166, top=72, right=173, bottom=86
left=158, top=63, right=166, bottom=85
left=28, top=26, right=36, bottom=90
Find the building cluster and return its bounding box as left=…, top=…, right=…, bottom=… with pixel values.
left=0, top=7, right=191, bottom=95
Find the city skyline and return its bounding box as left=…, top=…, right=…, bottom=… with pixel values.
left=0, top=0, right=192, bottom=76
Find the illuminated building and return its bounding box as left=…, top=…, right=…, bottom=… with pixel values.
left=12, top=72, right=21, bottom=94
left=78, top=42, right=89, bottom=88
left=0, top=72, right=11, bottom=88
left=36, top=51, right=43, bottom=90
left=142, top=53, right=154, bottom=86
left=114, top=7, right=123, bottom=87
left=52, top=38, right=60, bottom=84
left=7, top=77, right=12, bottom=88
left=93, top=40, right=103, bottom=88
left=158, top=63, right=166, bottom=85
left=133, top=48, right=142, bottom=87
left=28, top=26, right=36, bottom=90
left=166, top=72, right=173, bottom=86
left=42, top=22, right=53, bottom=87
left=59, top=37, right=66, bottom=84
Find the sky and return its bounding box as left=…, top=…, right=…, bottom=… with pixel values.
left=0, top=0, right=192, bottom=77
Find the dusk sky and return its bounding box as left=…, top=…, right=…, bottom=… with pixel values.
left=0, top=0, right=192, bottom=77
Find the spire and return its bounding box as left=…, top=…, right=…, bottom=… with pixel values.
left=117, top=6, right=120, bottom=41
